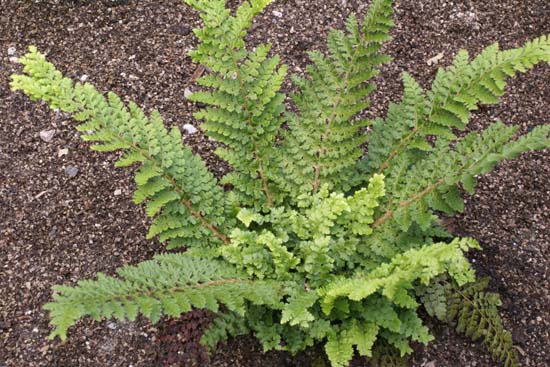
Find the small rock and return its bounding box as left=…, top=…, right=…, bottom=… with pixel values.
left=0, top=320, right=11, bottom=330
left=39, top=345, right=49, bottom=354
left=57, top=148, right=69, bottom=157
left=184, top=87, right=193, bottom=99
left=39, top=129, right=56, bottom=142
left=427, top=52, right=444, bottom=66
left=173, top=25, right=192, bottom=36
left=107, top=322, right=117, bottom=330
left=114, top=189, right=122, bottom=196
left=7, top=46, right=16, bottom=56
left=65, top=166, right=79, bottom=178
left=182, top=123, right=198, bottom=135
left=80, top=74, right=88, bottom=82
left=9, top=56, right=19, bottom=64
left=272, top=10, right=283, bottom=18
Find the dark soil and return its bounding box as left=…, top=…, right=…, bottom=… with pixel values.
left=1, top=0, right=548, bottom=366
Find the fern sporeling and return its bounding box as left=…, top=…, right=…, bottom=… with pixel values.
left=9, top=0, right=550, bottom=366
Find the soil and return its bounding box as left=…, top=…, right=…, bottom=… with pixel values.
left=0, top=0, right=548, bottom=366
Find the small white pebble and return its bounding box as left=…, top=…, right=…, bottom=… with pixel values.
left=107, top=322, right=117, bottom=330
left=7, top=46, right=16, bottom=56
left=182, top=123, right=198, bottom=135
left=9, top=56, right=19, bottom=64
left=272, top=10, right=283, bottom=18
left=57, top=148, right=69, bottom=157
left=80, top=74, right=88, bottom=82
left=114, top=189, right=122, bottom=196
left=39, top=129, right=56, bottom=143
left=32, top=327, right=39, bottom=333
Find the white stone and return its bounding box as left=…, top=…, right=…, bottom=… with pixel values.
left=182, top=123, right=198, bottom=134
left=39, top=129, right=56, bottom=142
left=80, top=74, right=88, bottom=82
left=7, top=46, right=16, bottom=56
left=57, top=148, right=69, bottom=157
left=272, top=10, right=283, bottom=18
left=114, top=189, right=122, bottom=196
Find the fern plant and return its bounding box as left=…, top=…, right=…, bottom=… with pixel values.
left=10, top=0, right=550, bottom=366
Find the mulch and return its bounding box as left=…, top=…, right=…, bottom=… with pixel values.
left=0, top=0, right=548, bottom=366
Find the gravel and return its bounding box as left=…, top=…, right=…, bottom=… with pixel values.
left=0, top=0, right=548, bottom=366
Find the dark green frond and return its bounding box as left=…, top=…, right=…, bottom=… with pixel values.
left=279, top=0, right=394, bottom=197
left=43, top=253, right=282, bottom=341
left=187, top=0, right=287, bottom=209
left=367, top=35, right=550, bottom=176
left=446, top=278, right=519, bottom=367
left=10, top=47, right=231, bottom=248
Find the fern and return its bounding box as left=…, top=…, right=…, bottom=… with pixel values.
left=446, top=279, right=519, bottom=367
left=43, top=253, right=282, bottom=341
left=279, top=0, right=394, bottom=197
left=10, top=47, right=232, bottom=250
left=9, top=0, right=550, bottom=366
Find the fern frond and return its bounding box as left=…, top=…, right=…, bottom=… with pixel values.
left=416, top=277, right=449, bottom=321
left=279, top=0, right=394, bottom=196
left=43, top=253, right=282, bottom=341
left=369, top=35, right=550, bottom=175
left=372, top=119, right=550, bottom=234
left=10, top=47, right=231, bottom=248
left=187, top=0, right=287, bottom=209
left=200, top=311, right=250, bottom=351
left=369, top=342, right=408, bottom=367
left=319, top=238, right=479, bottom=315
left=446, top=278, right=519, bottom=367
left=325, top=320, right=380, bottom=367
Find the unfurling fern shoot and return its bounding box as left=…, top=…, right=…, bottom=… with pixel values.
left=10, top=0, right=550, bottom=366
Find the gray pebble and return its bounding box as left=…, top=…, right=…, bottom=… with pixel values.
left=7, top=46, right=16, bottom=56
left=64, top=166, right=79, bottom=178
left=39, top=129, right=56, bottom=142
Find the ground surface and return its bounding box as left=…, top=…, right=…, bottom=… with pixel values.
left=0, top=0, right=549, bottom=366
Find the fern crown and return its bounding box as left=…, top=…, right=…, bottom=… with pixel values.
left=10, top=0, right=550, bottom=366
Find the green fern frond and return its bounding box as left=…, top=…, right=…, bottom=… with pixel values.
left=43, top=253, right=282, bottom=341
left=372, top=118, right=549, bottom=238
left=416, top=277, right=450, bottom=321
left=187, top=0, right=287, bottom=209
left=10, top=47, right=231, bottom=248
left=200, top=311, right=250, bottom=351
left=368, top=35, right=550, bottom=176
left=446, top=278, right=519, bottom=367
left=369, top=342, right=408, bottom=367
left=319, top=238, right=479, bottom=315
left=279, top=0, right=394, bottom=196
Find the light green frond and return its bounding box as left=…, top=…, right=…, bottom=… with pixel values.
left=319, top=238, right=479, bottom=314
